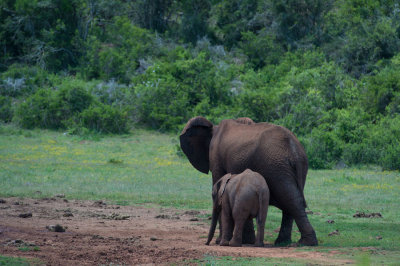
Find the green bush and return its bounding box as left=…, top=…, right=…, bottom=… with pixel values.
left=14, top=80, right=128, bottom=134
left=14, top=89, right=59, bottom=129
left=14, top=78, right=94, bottom=130
left=0, top=64, right=49, bottom=97
left=239, top=31, right=283, bottom=69
left=55, top=81, right=93, bottom=118
left=301, top=125, right=344, bottom=169
left=366, top=115, right=400, bottom=170
left=80, top=16, right=155, bottom=83
left=362, top=61, right=400, bottom=115
left=80, top=103, right=128, bottom=134
left=0, top=96, right=13, bottom=122
left=133, top=51, right=232, bottom=131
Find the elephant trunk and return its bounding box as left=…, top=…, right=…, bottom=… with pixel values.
left=205, top=206, right=219, bottom=245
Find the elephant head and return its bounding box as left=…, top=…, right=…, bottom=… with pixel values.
left=179, top=116, right=213, bottom=174
left=179, top=116, right=254, bottom=174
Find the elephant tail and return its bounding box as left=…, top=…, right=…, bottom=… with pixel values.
left=206, top=206, right=219, bottom=245
left=288, top=136, right=308, bottom=208
left=294, top=160, right=308, bottom=208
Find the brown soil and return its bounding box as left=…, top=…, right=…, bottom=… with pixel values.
left=0, top=197, right=353, bottom=265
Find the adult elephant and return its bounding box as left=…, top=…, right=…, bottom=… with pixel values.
left=180, top=116, right=317, bottom=246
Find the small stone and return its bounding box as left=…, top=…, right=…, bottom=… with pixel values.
left=376, top=236, right=382, bottom=240
left=353, top=211, right=382, bottom=218
left=55, top=194, right=65, bottom=198
left=109, top=213, right=130, bottom=220
left=0, top=199, right=6, bottom=204
left=93, top=200, right=106, bottom=206
left=184, top=210, right=200, bottom=215
left=63, top=212, right=73, bottom=217
left=18, top=213, right=32, bottom=218
left=46, top=224, right=66, bottom=232
left=328, top=229, right=340, bottom=236
left=189, top=218, right=199, bottom=221
left=326, top=220, right=335, bottom=224
left=150, top=237, right=160, bottom=241
left=155, top=214, right=170, bottom=219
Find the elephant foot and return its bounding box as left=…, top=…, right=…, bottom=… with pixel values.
left=242, top=228, right=256, bottom=244
left=254, top=241, right=264, bottom=247
left=229, top=240, right=242, bottom=247
left=219, top=239, right=229, bottom=246
left=242, top=219, right=256, bottom=244
left=298, top=232, right=318, bottom=246
left=274, top=236, right=292, bottom=246
left=242, top=234, right=255, bottom=244
left=215, top=236, right=221, bottom=245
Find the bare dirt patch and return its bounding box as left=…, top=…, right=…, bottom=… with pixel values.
left=0, top=197, right=353, bottom=265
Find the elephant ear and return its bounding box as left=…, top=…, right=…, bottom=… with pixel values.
left=180, top=116, right=213, bottom=174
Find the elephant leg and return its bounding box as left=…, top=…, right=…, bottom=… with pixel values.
left=294, top=212, right=318, bottom=246
left=255, top=201, right=268, bottom=247
left=220, top=206, right=233, bottom=246
left=275, top=212, right=293, bottom=246
left=242, top=219, right=256, bottom=244
left=229, top=217, right=246, bottom=247
left=272, top=179, right=318, bottom=246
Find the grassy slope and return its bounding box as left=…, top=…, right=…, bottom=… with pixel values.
left=1, top=125, right=399, bottom=264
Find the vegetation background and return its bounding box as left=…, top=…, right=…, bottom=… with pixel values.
left=1, top=0, right=400, bottom=170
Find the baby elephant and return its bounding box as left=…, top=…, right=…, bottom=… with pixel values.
left=205, top=169, right=270, bottom=247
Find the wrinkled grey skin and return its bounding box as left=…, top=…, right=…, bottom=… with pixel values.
left=180, top=116, right=317, bottom=246
left=205, top=170, right=270, bottom=247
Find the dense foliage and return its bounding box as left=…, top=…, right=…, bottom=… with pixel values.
left=1, top=0, right=400, bottom=170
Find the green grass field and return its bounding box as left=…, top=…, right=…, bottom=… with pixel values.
left=1, top=124, right=399, bottom=265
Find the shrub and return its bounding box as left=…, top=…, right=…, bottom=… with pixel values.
left=239, top=31, right=284, bottom=69
left=80, top=103, right=128, bottom=134
left=0, top=64, right=49, bottom=97
left=55, top=81, right=93, bottom=118
left=235, top=69, right=284, bottom=122
left=301, top=125, right=344, bottom=169
left=14, top=79, right=93, bottom=130
left=0, top=96, right=13, bottom=122
left=366, top=115, right=400, bottom=170
left=133, top=51, right=232, bottom=131
left=80, top=16, right=155, bottom=83
left=14, top=89, right=59, bottom=129
left=90, top=80, right=135, bottom=107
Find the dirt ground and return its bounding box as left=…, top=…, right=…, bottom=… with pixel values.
left=0, top=197, right=353, bottom=265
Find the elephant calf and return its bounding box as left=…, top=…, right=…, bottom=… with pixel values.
left=205, top=169, right=270, bottom=247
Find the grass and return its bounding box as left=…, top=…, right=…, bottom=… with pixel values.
left=0, top=124, right=211, bottom=208
left=0, top=255, right=42, bottom=266
left=1, top=124, right=400, bottom=264
left=191, top=255, right=310, bottom=265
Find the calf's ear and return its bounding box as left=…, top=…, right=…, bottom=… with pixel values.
left=218, top=174, right=232, bottom=204
left=179, top=116, right=213, bottom=174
